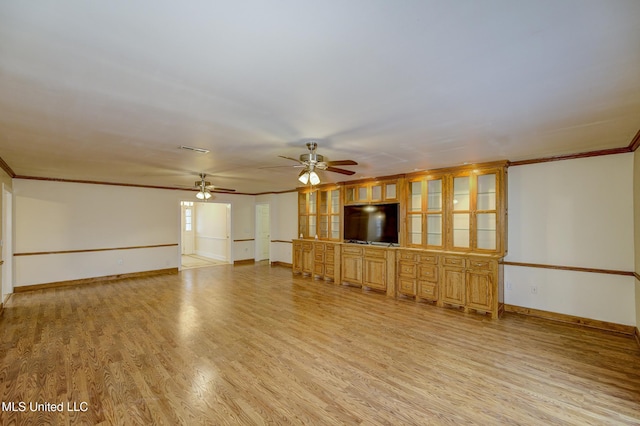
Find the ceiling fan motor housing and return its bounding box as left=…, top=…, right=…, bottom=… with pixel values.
left=299, top=153, right=324, bottom=164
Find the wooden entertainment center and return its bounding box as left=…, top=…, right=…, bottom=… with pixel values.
left=293, top=161, right=508, bottom=318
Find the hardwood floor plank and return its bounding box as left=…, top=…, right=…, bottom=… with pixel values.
left=1, top=263, right=639, bottom=425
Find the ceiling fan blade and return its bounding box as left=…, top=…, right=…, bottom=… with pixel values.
left=325, top=166, right=356, bottom=175
left=327, top=159, right=358, bottom=166
left=213, top=187, right=236, bottom=192
left=258, top=164, right=306, bottom=169
left=278, top=155, right=302, bottom=163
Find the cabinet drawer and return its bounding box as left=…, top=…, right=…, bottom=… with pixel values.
left=398, top=262, right=417, bottom=277
left=325, top=265, right=334, bottom=276
left=363, top=248, right=386, bottom=258
left=314, top=243, right=325, bottom=252
left=343, top=246, right=363, bottom=255
left=398, top=251, right=417, bottom=261
left=418, top=265, right=438, bottom=282
left=467, top=259, right=494, bottom=271
left=313, top=264, right=324, bottom=275
left=314, top=252, right=325, bottom=263
left=398, top=278, right=416, bottom=296
left=326, top=246, right=334, bottom=256
left=418, top=282, right=437, bottom=300
left=301, top=241, right=313, bottom=250
left=443, top=256, right=465, bottom=267
left=418, top=254, right=437, bottom=265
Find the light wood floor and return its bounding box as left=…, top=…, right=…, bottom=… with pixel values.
left=1, top=263, right=639, bottom=425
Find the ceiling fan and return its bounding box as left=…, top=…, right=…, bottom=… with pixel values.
left=279, top=142, right=358, bottom=185
left=193, top=173, right=236, bottom=200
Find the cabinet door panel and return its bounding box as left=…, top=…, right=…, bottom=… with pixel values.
left=302, top=248, right=313, bottom=274
left=342, top=256, right=362, bottom=283
left=363, top=257, right=387, bottom=290
left=293, top=243, right=303, bottom=274
left=467, top=270, right=493, bottom=311
left=442, top=267, right=465, bottom=305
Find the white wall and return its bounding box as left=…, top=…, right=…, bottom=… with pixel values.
left=14, top=179, right=181, bottom=286
left=13, top=179, right=260, bottom=286
left=194, top=202, right=229, bottom=261
left=505, top=154, right=636, bottom=325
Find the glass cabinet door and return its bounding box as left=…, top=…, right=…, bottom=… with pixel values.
left=426, top=179, right=443, bottom=247
left=318, top=191, right=329, bottom=238
left=407, top=180, right=423, bottom=245
left=452, top=176, right=470, bottom=248
left=385, top=183, right=397, bottom=200
left=329, top=189, right=341, bottom=240
left=476, top=173, right=497, bottom=250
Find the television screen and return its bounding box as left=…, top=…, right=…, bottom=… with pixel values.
left=343, top=204, right=399, bottom=244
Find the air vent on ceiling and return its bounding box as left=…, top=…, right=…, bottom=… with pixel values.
left=179, top=145, right=210, bottom=154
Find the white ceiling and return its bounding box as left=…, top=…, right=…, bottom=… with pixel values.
left=1, top=1, right=639, bottom=194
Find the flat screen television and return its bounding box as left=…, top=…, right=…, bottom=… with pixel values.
left=343, top=203, right=399, bottom=244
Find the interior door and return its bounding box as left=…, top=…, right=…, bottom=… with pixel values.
left=255, top=203, right=270, bottom=261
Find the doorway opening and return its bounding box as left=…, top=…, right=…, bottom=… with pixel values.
left=180, top=201, right=232, bottom=269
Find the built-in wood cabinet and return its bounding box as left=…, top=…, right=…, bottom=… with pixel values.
left=407, top=175, right=445, bottom=249
left=297, top=191, right=317, bottom=239
left=406, top=162, right=507, bottom=256
left=294, top=161, right=507, bottom=319
left=312, top=241, right=341, bottom=282
left=298, top=185, right=342, bottom=241
left=440, top=254, right=503, bottom=318
left=397, top=249, right=439, bottom=302
left=345, top=179, right=399, bottom=205
left=341, top=245, right=395, bottom=296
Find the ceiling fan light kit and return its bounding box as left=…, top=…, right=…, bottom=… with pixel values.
left=196, top=190, right=212, bottom=200
left=298, top=169, right=320, bottom=185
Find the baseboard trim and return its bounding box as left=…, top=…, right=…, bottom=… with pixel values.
left=504, top=304, right=635, bottom=336
left=14, top=268, right=179, bottom=293
left=233, top=259, right=255, bottom=265
left=270, top=261, right=292, bottom=268
left=635, top=327, right=640, bottom=349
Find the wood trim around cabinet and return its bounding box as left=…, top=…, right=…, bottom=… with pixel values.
left=14, top=243, right=179, bottom=257
left=13, top=267, right=178, bottom=293
left=502, top=261, right=634, bottom=277
left=505, top=304, right=635, bottom=336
